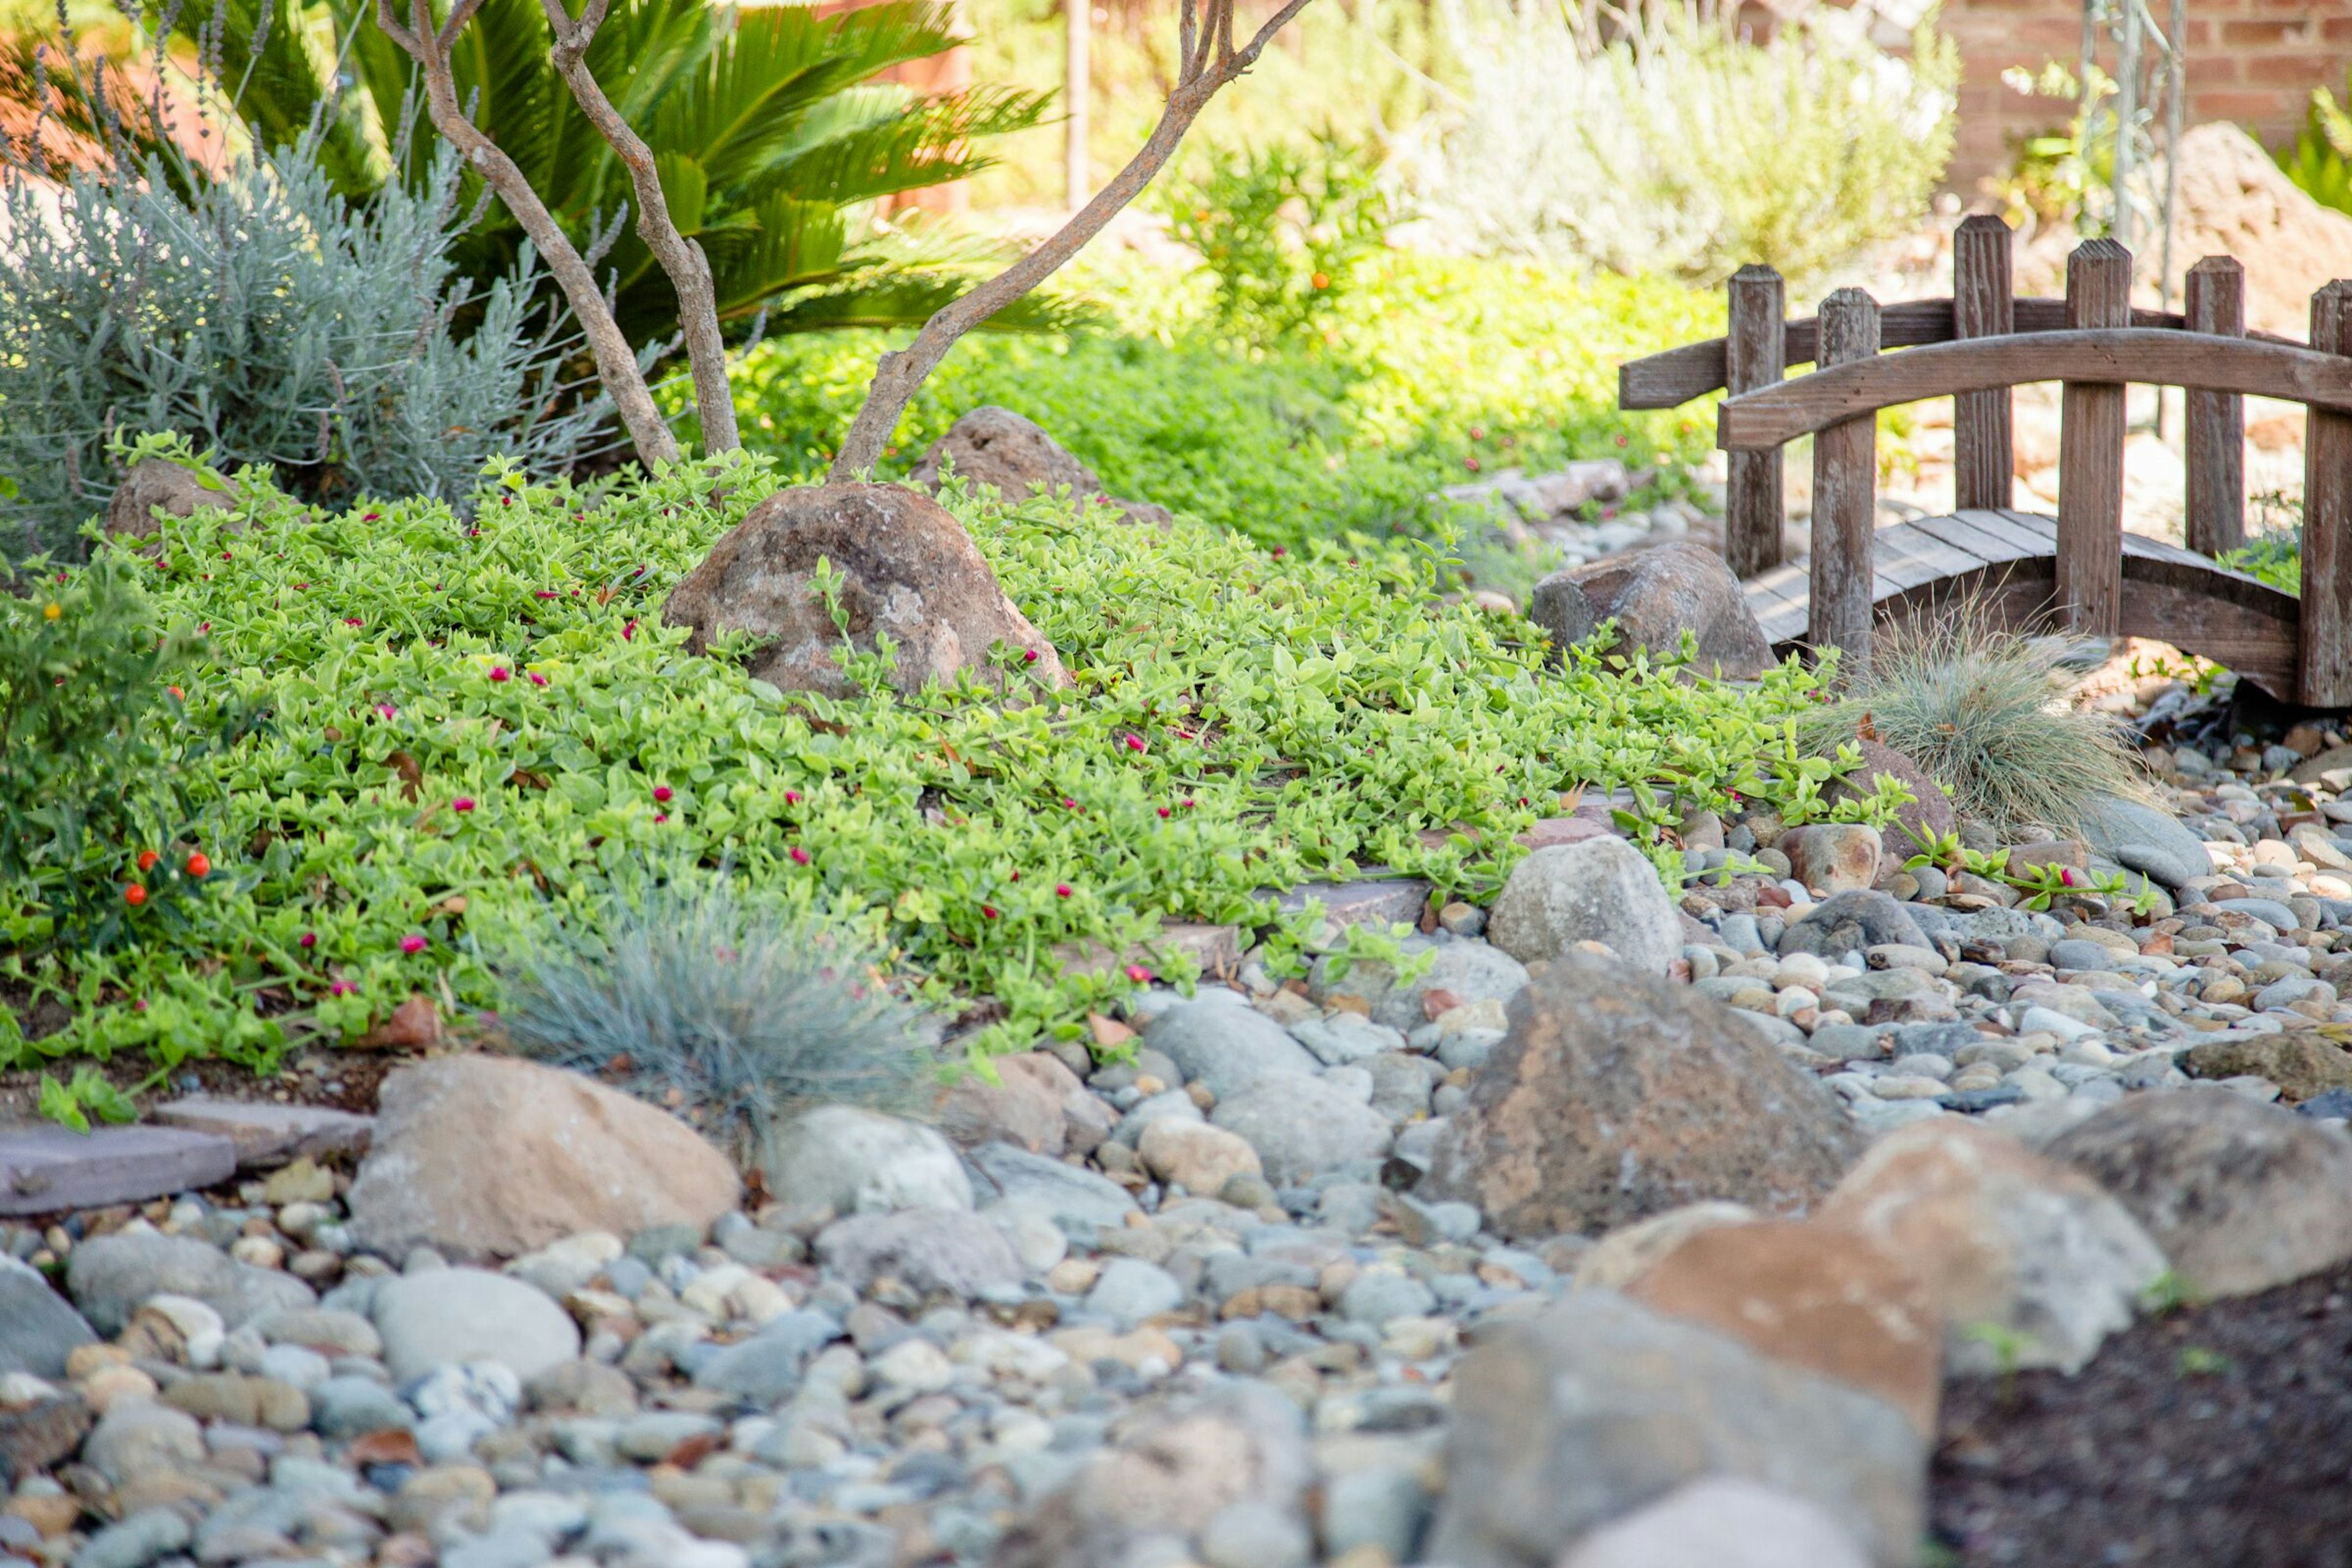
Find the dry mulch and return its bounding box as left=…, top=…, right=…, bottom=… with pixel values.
left=1932, top=1261, right=2352, bottom=1568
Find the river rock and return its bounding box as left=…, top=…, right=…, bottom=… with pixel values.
left=1774, top=891, right=1931, bottom=959
left=935, top=1052, right=1091, bottom=1156
left=1575, top=1202, right=1758, bottom=1289
left=66, top=1229, right=312, bottom=1336
left=104, top=458, right=235, bottom=538
left=1817, top=1118, right=2166, bottom=1375
left=661, top=482, right=1068, bottom=699
left=814, top=1208, right=1027, bottom=1297
left=2184, top=1034, right=2352, bottom=1101
left=1210, top=1074, right=1393, bottom=1184
left=1828, top=739, right=1958, bottom=858
left=1137, top=1120, right=1262, bottom=1196
left=371, top=1268, right=581, bottom=1382
left=1424, top=951, right=1858, bottom=1238
left=0, top=1254, right=94, bottom=1378
left=1486, top=836, right=1681, bottom=972
left=1139, top=997, right=1321, bottom=1097
left=1427, top=1289, right=1923, bottom=1568
left=346, top=1055, right=739, bottom=1261
left=2046, top=1086, right=2352, bottom=1298
left=761, top=1106, right=971, bottom=1215
left=2076, top=794, right=2213, bottom=889
left=1529, top=540, right=1775, bottom=679
left=1782, top=824, right=1885, bottom=897
left=1561, top=1477, right=1874, bottom=1568
left=1310, top=939, right=1531, bottom=1035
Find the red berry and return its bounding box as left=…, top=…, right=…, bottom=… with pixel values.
left=137, top=850, right=159, bottom=872
left=185, top=853, right=211, bottom=878
left=124, top=883, right=146, bottom=907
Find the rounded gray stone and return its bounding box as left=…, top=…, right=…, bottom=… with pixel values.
left=371, top=1268, right=581, bottom=1382
left=1210, top=1074, right=1393, bottom=1184
left=0, top=1252, right=96, bottom=1378
left=1487, top=837, right=1680, bottom=973
left=1142, top=1001, right=1321, bottom=1098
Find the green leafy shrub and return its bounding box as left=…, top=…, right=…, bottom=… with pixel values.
left=496, top=874, right=931, bottom=1166
left=1401, top=4, right=1957, bottom=284
left=0, top=117, right=607, bottom=557
left=734, top=251, right=1719, bottom=550
left=2217, top=493, right=2308, bottom=595
left=184, top=0, right=1062, bottom=347
left=2277, top=77, right=2352, bottom=216
left=0, top=545, right=209, bottom=949
left=1158, top=132, right=1393, bottom=342
left=1807, top=608, right=2146, bottom=838
left=2, top=451, right=1882, bottom=1070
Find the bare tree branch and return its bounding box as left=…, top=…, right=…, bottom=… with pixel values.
left=827, top=0, right=1317, bottom=481
left=377, top=0, right=679, bottom=467
left=537, top=0, right=739, bottom=453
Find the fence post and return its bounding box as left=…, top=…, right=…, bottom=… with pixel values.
left=2184, top=256, right=2246, bottom=557
left=1724, top=265, right=1787, bottom=579
left=2304, top=281, right=2352, bottom=707
left=1952, top=214, right=2013, bottom=511
left=1810, top=288, right=1880, bottom=682
left=2057, top=239, right=2130, bottom=636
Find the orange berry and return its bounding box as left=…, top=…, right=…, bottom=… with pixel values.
left=185, top=853, right=211, bottom=878
left=137, top=850, right=159, bottom=872
left=167, top=685, right=184, bottom=700
left=124, top=884, right=147, bottom=907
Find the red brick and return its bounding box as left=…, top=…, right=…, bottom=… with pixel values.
left=2244, top=53, right=2336, bottom=87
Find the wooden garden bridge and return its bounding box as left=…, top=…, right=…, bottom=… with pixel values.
left=1618, top=216, right=2352, bottom=706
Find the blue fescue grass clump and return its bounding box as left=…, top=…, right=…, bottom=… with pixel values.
left=494, top=875, right=933, bottom=1166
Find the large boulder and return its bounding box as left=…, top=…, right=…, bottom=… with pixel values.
left=1529, top=541, right=1775, bottom=679
left=911, top=406, right=1172, bottom=527
left=1426, top=1289, right=1925, bottom=1568
left=1826, top=739, right=1958, bottom=857
left=2045, top=1087, right=2352, bottom=1298
left=345, top=1055, right=741, bottom=1261
left=661, top=483, right=1068, bottom=700
left=1423, top=951, right=1859, bottom=1238
left=1816, top=1118, right=2166, bottom=1374
left=2162, top=123, right=2352, bottom=338
left=1485, top=835, right=1681, bottom=973
left=104, top=459, right=235, bottom=538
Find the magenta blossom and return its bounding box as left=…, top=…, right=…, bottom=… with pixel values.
left=784, top=790, right=803, bottom=805
left=1122, top=733, right=1146, bottom=753
left=1055, top=883, right=1074, bottom=899
left=2059, top=868, right=2076, bottom=887
left=1125, top=963, right=1151, bottom=984
left=622, top=619, right=639, bottom=641
left=488, top=665, right=511, bottom=683
left=982, top=904, right=999, bottom=920
left=298, top=931, right=317, bottom=949
left=653, top=785, right=674, bottom=804
left=1022, top=649, right=1038, bottom=664
left=375, top=703, right=397, bottom=721
left=453, top=797, right=477, bottom=813
left=788, top=846, right=811, bottom=865
left=527, top=671, right=548, bottom=687
left=654, top=813, right=670, bottom=824
left=399, top=933, right=428, bottom=955
left=1157, top=805, right=1172, bottom=819
left=343, top=616, right=364, bottom=627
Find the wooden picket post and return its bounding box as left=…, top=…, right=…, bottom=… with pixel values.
left=1809, top=287, right=1880, bottom=680
left=2305, top=280, right=2352, bottom=707
left=2184, top=256, right=2246, bottom=557
left=1724, top=266, right=1787, bottom=579
left=1951, top=214, right=2014, bottom=511
left=2057, top=239, right=2130, bottom=635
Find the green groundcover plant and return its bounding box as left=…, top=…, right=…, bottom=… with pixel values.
left=732, top=250, right=1721, bottom=551
left=2, top=445, right=1885, bottom=1080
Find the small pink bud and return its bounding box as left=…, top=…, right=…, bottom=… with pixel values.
left=789, top=846, right=811, bottom=865
left=330, top=979, right=356, bottom=996
left=1123, top=733, right=1145, bottom=753
left=488, top=666, right=510, bottom=682
left=527, top=671, right=548, bottom=687
left=653, top=785, right=673, bottom=804
left=399, top=933, right=428, bottom=955
left=1124, top=963, right=1151, bottom=983
left=1055, top=883, right=1073, bottom=899
left=298, top=931, right=316, bottom=949
left=654, top=812, right=669, bottom=824
left=375, top=703, right=396, bottom=720
left=784, top=789, right=803, bottom=805
left=1022, top=648, right=1038, bottom=664
left=453, top=797, right=476, bottom=813
left=1157, top=806, right=1172, bottom=819
left=622, top=619, right=638, bottom=641
left=982, top=905, right=999, bottom=919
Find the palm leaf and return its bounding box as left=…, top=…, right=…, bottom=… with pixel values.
left=758, top=84, right=1045, bottom=206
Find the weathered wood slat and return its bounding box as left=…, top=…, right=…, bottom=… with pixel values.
left=1910, top=509, right=2045, bottom=562
left=1716, top=330, right=2352, bottom=450
left=1809, top=290, right=1880, bottom=678
left=1953, top=216, right=2015, bottom=511
left=2185, top=258, right=2247, bottom=557
left=1724, top=266, right=1787, bottom=579
left=2058, top=241, right=2131, bottom=636
left=2305, top=282, right=2352, bottom=707
left=1621, top=298, right=2303, bottom=410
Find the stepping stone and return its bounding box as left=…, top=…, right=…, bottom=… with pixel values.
left=148, top=1098, right=375, bottom=1168
left=0, top=1125, right=238, bottom=1216
left=1276, top=879, right=1434, bottom=930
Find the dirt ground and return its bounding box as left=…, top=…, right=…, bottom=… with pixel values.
left=1931, top=1260, right=2352, bottom=1568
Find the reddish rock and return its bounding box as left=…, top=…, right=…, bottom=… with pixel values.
left=1782, top=823, right=1885, bottom=896
left=357, top=995, right=443, bottom=1051
left=1626, top=1219, right=1944, bottom=1436
left=1529, top=540, right=1776, bottom=679
left=662, top=483, right=1068, bottom=700
left=346, top=1055, right=740, bottom=1260
left=1830, top=739, right=1958, bottom=858
left=935, top=1052, right=1093, bottom=1157
left=910, top=406, right=1172, bottom=527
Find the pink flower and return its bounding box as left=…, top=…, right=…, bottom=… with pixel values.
left=982, top=905, right=999, bottom=919
left=329, top=979, right=356, bottom=996
left=453, top=797, right=476, bottom=813
left=343, top=616, right=364, bottom=627
left=1157, top=805, right=1171, bottom=819
left=1123, top=733, right=1146, bottom=753
left=654, top=813, right=669, bottom=824
left=375, top=703, right=396, bottom=720
left=788, top=846, right=811, bottom=865
left=653, top=785, right=673, bottom=804
left=2060, top=868, right=2076, bottom=887
left=399, top=933, right=428, bottom=955
left=1022, top=649, right=1038, bottom=664
left=1055, top=883, right=1073, bottom=899
left=527, top=671, right=548, bottom=687
left=1124, top=963, right=1151, bottom=983
left=622, top=619, right=639, bottom=641
left=1271, top=546, right=1286, bottom=559
left=1061, top=797, right=1080, bottom=811
left=363, top=511, right=380, bottom=522
left=488, top=666, right=511, bottom=682
left=784, top=790, right=803, bottom=805
left=1181, top=797, right=1197, bottom=810
left=533, top=590, right=559, bottom=600
left=298, top=931, right=316, bottom=949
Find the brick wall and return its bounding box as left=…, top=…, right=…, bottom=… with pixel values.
left=1938, top=0, right=2352, bottom=191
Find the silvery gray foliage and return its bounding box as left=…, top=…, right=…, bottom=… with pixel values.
left=0, top=118, right=616, bottom=558
left=494, top=876, right=935, bottom=1168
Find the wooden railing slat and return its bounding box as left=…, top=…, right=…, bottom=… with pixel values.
left=1810, top=288, right=1880, bottom=680
left=1953, top=216, right=2015, bottom=511
left=2185, top=257, right=2248, bottom=557
left=1714, top=331, right=2352, bottom=450
left=1724, top=266, right=1787, bottom=579
left=2057, top=239, right=2132, bottom=637
left=2304, top=281, right=2352, bottom=707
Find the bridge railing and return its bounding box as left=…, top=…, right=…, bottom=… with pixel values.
left=1616, top=217, right=2352, bottom=706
